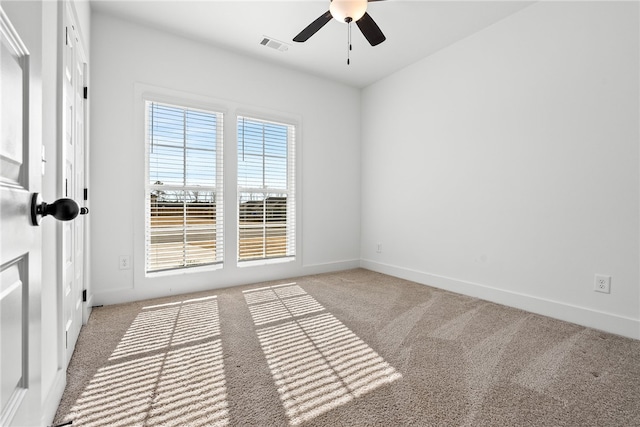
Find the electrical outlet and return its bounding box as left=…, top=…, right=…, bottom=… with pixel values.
left=594, top=274, right=611, bottom=294
left=376, top=243, right=382, bottom=253
left=119, top=255, right=131, bottom=270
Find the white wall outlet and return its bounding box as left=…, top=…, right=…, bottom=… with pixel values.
left=376, top=243, right=382, bottom=253
left=119, top=255, right=131, bottom=270
left=594, top=274, right=611, bottom=294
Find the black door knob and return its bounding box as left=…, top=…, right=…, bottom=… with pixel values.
left=31, top=193, right=81, bottom=226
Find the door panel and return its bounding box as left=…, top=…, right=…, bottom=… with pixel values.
left=0, top=261, right=24, bottom=416
left=0, top=32, right=23, bottom=185
left=61, top=8, right=85, bottom=364
left=62, top=28, right=75, bottom=361
left=71, top=37, right=84, bottom=349
left=0, top=6, right=39, bottom=426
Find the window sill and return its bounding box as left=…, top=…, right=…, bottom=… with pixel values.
left=238, top=256, right=295, bottom=268
left=145, top=262, right=223, bottom=278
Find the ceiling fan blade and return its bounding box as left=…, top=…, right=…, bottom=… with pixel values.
left=356, top=12, right=386, bottom=46
left=293, top=10, right=332, bottom=42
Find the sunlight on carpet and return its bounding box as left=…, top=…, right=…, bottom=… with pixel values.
left=66, top=296, right=229, bottom=427
left=244, top=284, right=402, bottom=426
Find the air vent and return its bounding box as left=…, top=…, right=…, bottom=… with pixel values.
left=260, top=36, right=289, bottom=52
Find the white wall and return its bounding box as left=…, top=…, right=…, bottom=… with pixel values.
left=71, top=0, right=90, bottom=50
left=90, top=12, right=361, bottom=305
left=361, top=2, right=639, bottom=339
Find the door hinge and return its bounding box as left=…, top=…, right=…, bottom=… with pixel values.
left=83, top=86, right=88, bottom=100
left=84, top=188, right=88, bottom=201
left=82, top=289, right=87, bottom=302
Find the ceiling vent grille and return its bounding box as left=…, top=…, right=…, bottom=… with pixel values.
left=260, top=37, right=289, bottom=52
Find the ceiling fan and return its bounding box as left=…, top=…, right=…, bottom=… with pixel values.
left=293, top=0, right=387, bottom=47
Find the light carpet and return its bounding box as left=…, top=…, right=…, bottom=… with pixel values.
left=54, top=269, right=640, bottom=426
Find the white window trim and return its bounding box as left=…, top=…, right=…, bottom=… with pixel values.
left=133, top=84, right=303, bottom=282
left=236, top=114, right=298, bottom=266
left=143, top=97, right=225, bottom=275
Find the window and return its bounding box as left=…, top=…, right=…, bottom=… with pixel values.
left=237, top=116, right=296, bottom=262
left=145, top=101, right=223, bottom=273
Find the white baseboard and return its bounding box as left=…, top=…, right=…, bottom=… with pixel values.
left=301, top=259, right=361, bottom=275
left=41, top=368, right=66, bottom=427
left=360, top=259, right=640, bottom=340
left=83, top=293, right=93, bottom=324
left=93, top=259, right=362, bottom=306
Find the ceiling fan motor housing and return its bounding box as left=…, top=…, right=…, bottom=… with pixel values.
left=330, top=0, right=368, bottom=23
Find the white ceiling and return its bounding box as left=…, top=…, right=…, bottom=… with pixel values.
left=90, top=0, right=534, bottom=88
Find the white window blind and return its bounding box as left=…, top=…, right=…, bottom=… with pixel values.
left=237, top=116, right=296, bottom=262
left=145, top=101, right=223, bottom=273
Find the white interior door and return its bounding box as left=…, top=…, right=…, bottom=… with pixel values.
left=0, top=6, right=41, bottom=426
left=61, top=7, right=86, bottom=364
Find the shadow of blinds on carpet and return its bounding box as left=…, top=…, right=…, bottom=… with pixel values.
left=244, top=283, right=402, bottom=426
left=65, top=296, right=229, bottom=427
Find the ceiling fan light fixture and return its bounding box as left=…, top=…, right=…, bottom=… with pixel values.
left=330, top=0, right=368, bottom=23
left=293, top=0, right=386, bottom=47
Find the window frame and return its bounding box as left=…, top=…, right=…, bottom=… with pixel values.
left=236, top=115, right=297, bottom=265
left=144, top=99, right=225, bottom=274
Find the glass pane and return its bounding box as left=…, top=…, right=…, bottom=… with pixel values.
left=264, top=156, right=286, bottom=189
left=185, top=148, right=216, bottom=187
left=266, top=197, right=286, bottom=223
left=265, top=225, right=286, bottom=257
left=185, top=227, right=217, bottom=266
left=238, top=192, right=288, bottom=261
left=238, top=153, right=264, bottom=188
left=237, top=117, right=288, bottom=190
left=150, top=144, right=184, bottom=186
left=150, top=104, right=185, bottom=149
left=238, top=226, right=264, bottom=260
left=263, top=123, right=288, bottom=157
left=148, top=189, right=220, bottom=271
left=185, top=109, right=217, bottom=150
left=149, top=102, right=220, bottom=186
left=149, top=192, right=184, bottom=271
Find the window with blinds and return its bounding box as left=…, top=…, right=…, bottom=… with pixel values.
left=237, top=116, right=296, bottom=262
left=145, top=101, right=223, bottom=273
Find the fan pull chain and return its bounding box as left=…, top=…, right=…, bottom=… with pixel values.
left=347, top=18, right=353, bottom=65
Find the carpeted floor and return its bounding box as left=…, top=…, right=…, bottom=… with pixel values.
left=54, top=269, right=640, bottom=426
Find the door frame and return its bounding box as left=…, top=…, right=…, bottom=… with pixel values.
left=56, top=0, right=90, bottom=368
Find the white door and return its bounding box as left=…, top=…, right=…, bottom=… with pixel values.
left=0, top=6, right=42, bottom=426
left=61, top=6, right=86, bottom=364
